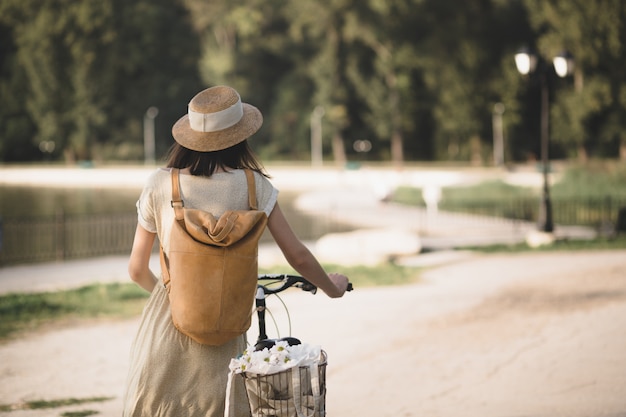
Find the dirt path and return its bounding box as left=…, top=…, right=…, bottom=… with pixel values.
left=323, top=250, right=626, bottom=417
left=1, top=250, right=625, bottom=417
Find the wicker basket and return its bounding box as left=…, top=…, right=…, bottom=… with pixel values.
left=241, top=350, right=327, bottom=417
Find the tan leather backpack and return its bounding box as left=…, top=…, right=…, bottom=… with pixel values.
left=159, top=168, right=268, bottom=345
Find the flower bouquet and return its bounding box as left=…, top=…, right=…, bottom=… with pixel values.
left=226, top=341, right=327, bottom=417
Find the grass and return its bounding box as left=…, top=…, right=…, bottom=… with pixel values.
left=465, top=235, right=626, bottom=253
left=391, top=162, right=626, bottom=228
left=0, top=263, right=422, bottom=342
left=0, top=282, right=149, bottom=340
left=0, top=396, right=112, bottom=413
left=393, top=161, right=626, bottom=206
left=394, top=178, right=537, bottom=206
left=550, top=162, right=626, bottom=198
left=260, top=262, right=424, bottom=288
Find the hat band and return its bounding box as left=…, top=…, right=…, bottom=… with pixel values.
left=188, top=97, right=244, bottom=133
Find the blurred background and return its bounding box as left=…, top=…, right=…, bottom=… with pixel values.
left=1, top=0, right=625, bottom=165
left=0, top=5, right=625, bottom=413
left=1, top=0, right=626, bottom=266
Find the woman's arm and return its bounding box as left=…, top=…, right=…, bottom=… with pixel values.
left=128, top=224, right=158, bottom=292
left=267, top=203, right=349, bottom=298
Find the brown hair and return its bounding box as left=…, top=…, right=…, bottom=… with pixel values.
left=165, top=140, right=269, bottom=177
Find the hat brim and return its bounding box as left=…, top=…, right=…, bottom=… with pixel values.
left=172, top=103, right=263, bottom=152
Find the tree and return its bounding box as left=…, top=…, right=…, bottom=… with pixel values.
left=0, top=0, right=202, bottom=162
left=343, top=0, right=423, bottom=167
left=523, top=0, right=626, bottom=160
left=2, top=0, right=625, bottom=164
left=282, top=0, right=360, bottom=166
left=1, top=0, right=75, bottom=160
left=0, top=19, right=38, bottom=161
left=395, top=0, right=548, bottom=165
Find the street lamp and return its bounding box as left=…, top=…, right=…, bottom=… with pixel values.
left=514, top=48, right=574, bottom=233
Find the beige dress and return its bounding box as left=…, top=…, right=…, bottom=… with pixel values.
left=123, top=168, right=278, bottom=417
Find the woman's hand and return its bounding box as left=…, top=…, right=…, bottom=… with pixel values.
left=327, top=273, right=350, bottom=298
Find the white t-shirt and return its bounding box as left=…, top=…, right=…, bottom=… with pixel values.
left=136, top=168, right=278, bottom=253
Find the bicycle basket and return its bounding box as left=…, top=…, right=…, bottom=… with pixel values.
left=242, top=350, right=327, bottom=417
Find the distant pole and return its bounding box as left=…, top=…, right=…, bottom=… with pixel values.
left=310, top=106, right=325, bottom=167
left=492, top=103, right=505, bottom=167
left=538, top=72, right=553, bottom=232
left=143, top=106, right=159, bottom=165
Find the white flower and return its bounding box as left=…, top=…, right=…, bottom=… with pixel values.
left=269, top=340, right=292, bottom=364
left=229, top=342, right=322, bottom=375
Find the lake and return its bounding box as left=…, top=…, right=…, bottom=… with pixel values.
left=0, top=184, right=351, bottom=263
left=0, top=186, right=142, bottom=218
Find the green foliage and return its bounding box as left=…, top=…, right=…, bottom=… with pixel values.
left=0, top=0, right=202, bottom=162
left=523, top=0, right=626, bottom=159
left=1, top=0, right=625, bottom=163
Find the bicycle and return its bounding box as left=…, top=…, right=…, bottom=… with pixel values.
left=227, top=274, right=352, bottom=417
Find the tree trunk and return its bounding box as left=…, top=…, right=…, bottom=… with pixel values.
left=386, top=72, right=404, bottom=168
left=577, top=145, right=589, bottom=163
left=331, top=131, right=346, bottom=167
left=391, top=129, right=404, bottom=169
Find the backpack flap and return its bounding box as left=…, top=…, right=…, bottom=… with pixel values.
left=183, top=208, right=267, bottom=247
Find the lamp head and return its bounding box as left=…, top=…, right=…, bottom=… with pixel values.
left=515, top=48, right=538, bottom=75
left=553, top=51, right=575, bottom=78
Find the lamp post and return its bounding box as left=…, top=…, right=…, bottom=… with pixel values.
left=310, top=105, right=325, bottom=167
left=514, top=48, right=574, bottom=233
left=492, top=103, right=505, bottom=167
left=143, top=106, right=159, bottom=165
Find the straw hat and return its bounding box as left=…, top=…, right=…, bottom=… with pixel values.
left=172, top=86, right=263, bottom=152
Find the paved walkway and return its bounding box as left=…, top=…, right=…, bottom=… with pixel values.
left=1, top=250, right=625, bottom=417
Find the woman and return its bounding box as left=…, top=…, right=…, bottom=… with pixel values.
left=123, top=85, right=349, bottom=417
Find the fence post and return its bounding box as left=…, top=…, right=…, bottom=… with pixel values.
left=55, top=210, right=65, bottom=261
left=617, top=206, right=626, bottom=234
left=0, top=216, right=3, bottom=266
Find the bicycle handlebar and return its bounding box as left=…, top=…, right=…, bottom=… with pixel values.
left=254, top=274, right=352, bottom=345
left=257, top=273, right=353, bottom=295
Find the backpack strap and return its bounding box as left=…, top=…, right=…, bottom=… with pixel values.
left=244, top=169, right=259, bottom=210
left=170, top=168, right=185, bottom=221
left=160, top=168, right=184, bottom=292
left=171, top=168, right=256, bottom=212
